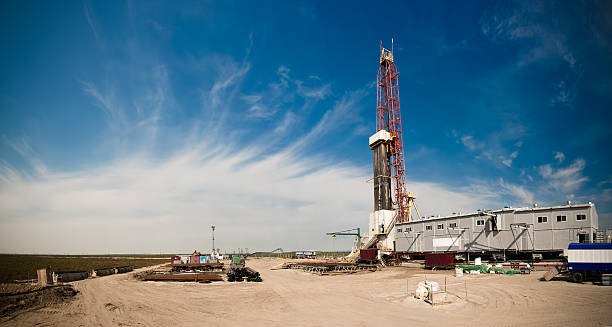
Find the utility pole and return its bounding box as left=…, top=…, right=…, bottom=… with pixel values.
left=211, top=225, right=215, bottom=255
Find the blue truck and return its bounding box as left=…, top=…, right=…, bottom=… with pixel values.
left=566, top=243, right=612, bottom=283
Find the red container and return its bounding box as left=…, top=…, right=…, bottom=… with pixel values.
left=425, top=253, right=454, bottom=268
left=359, top=249, right=378, bottom=262
left=190, top=256, right=200, bottom=264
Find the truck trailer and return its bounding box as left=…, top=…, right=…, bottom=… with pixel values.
left=566, top=243, right=612, bottom=283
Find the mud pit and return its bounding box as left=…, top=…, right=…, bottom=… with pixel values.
left=1, top=258, right=611, bottom=326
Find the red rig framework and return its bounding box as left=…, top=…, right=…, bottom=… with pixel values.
left=376, top=42, right=411, bottom=224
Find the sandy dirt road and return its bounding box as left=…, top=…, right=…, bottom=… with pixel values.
left=2, top=258, right=611, bottom=326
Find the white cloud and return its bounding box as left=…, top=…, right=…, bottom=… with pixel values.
left=499, top=177, right=534, bottom=204
left=247, top=104, right=274, bottom=119
left=241, top=94, right=262, bottom=104
left=0, top=134, right=515, bottom=254
left=208, top=61, right=251, bottom=108
left=83, top=0, right=101, bottom=44
left=460, top=135, right=483, bottom=151
left=501, top=150, right=519, bottom=167
left=296, top=81, right=331, bottom=100
left=480, top=3, right=577, bottom=69
left=352, top=124, right=371, bottom=136
left=288, top=90, right=366, bottom=153
left=549, top=80, right=575, bottom=106
left=554, top=151, right=565, bottom=163
left=2, top=137, right=48, bottom=176
left=538, top=158, right=589, bottom=193
left=406, top=181, right=500, bottom=218
left=277, top=65, right=290, bottom=80
left=0, top=70, right=518, bottom=254
left=274, top=111, right=296, bottom=134
left=480, top=3, right=582, bottom=107
left=456, top=122, right=526, bottom=168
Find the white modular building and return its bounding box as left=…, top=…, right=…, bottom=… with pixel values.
left=393, top=202, right=599, bottom=256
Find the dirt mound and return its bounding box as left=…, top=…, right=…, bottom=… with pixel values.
left=0, top=284, right=78, bottom=317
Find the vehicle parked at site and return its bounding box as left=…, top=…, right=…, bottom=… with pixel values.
left=565, top=243, right=612, bottom=283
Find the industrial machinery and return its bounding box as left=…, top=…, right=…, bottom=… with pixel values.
left=374, top=40, right=410, bottom=224
left=327, top=228, right=361, bottom=252
left=360, top=41, right=422, bottom=255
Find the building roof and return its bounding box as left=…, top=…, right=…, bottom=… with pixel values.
left=397, top=202, right=595, bottom=225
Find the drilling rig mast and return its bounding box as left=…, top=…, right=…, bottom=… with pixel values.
left=376, top=40, right=411, bottom=223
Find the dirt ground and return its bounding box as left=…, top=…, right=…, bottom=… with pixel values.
left=1, top=258, right=611, bottom=326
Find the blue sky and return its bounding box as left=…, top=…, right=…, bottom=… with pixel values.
left=1, top=1, right=611, bottom=253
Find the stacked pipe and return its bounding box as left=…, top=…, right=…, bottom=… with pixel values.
left=56, top=271, right=89, bottom=282
left=227, top=267, right=262, bottom=282
left=94, top=268, right=115, bottom=277
left=116, top=266, right=133, bottom=274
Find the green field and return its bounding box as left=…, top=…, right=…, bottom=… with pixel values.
left=0, top=255, right=170, bottom=283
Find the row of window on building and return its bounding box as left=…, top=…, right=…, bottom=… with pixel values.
left=397, top=214, right=588, bottom=232
left=397, top=221, right=479, bottom=233
left=537, top=214, right=587, bottom=223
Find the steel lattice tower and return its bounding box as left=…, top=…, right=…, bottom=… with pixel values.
left=376, top=41, right=409, bottom=223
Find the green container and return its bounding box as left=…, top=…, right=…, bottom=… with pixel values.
left=232, top=256, right=245, bottom=264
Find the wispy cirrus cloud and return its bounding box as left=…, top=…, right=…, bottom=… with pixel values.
left=453, top=120, right=527, bottom=168
left=2, top=137, right=47, bottom=176
left=241, top=65, right=331, bottom=120
left=480, top=2, right=577, bottom=69
left=538, top=157, right=589, bottom=194
left=83, top=0, right=101, bottom=45
left=0, top=47, right=521, bottom=253
left=479, top=1, right=585, bottom=107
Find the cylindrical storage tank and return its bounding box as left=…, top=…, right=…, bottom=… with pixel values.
left=116, top=266, right=133, bottom=273
left=94, top=268, right=115, bottom=277
left=57, top=271, right=88, bottom=282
